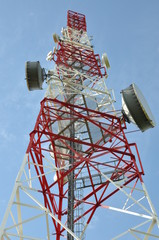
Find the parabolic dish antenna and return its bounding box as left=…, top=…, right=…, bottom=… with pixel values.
left=102, top=53, right=110, bottom=69
left=25, top=61, right=45, bottom=91
left=121, top=83, right=156, bottom=132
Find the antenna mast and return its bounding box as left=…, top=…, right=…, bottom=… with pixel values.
left=0, top=10, right=159, bottom=240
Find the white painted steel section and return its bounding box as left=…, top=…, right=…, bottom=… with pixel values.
left=99, top=169, right=159, bottom=239
left=130, top=228, right=159, bottom=239
left=124, top=196, right=145, bottom=211
left=5, top=213, right=46, bottom=232
left=112, top=219, right=152, bottom=239
left=129, top=231, right=141, bottom=240
left=99, top=170, right=154, bottom=217
left=16, top=187, right=23, bottom=239
left=144, top=218, right=156, bottom=240
left=21, top=187, right=80, bottom=240
left=10, top=211, right=19, bottom=236
left=142, top=182, right=158, bottom=219
left=0, top=154, right=28, bottom=238
left=45, top=213, right=50, bottom=240
left=102, top=205, right=152, bottom=220
left=80, top=223, right=88, bottom=240
left=5, top=232, right=44, bottom=240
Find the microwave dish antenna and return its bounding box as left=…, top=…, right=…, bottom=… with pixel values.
left=102, top=52, right=110, bottom=69
left=121, top=83, right=156, bottom=132
left=25, top=61, right=46, bottom=91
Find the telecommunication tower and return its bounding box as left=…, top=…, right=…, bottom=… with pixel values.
left=0, top=10, right=159, bottom=240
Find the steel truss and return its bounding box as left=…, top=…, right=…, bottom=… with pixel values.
left=0, top=10, right=159, bottom=240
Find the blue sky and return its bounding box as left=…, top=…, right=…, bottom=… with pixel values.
left=0, top=0, right=159, bottom=239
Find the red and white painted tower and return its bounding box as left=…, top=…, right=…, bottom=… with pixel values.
left=0, top=10, right=158, bottom=240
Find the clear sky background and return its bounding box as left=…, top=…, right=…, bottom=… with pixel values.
left=0, top=0, right=159, bottom=239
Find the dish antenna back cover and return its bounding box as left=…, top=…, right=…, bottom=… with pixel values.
left=121, top=83, right=156, bottom=132
left=25, top=61, right=45, bottom=91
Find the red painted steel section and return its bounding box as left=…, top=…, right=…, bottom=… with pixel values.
left=67, top=10, right=87, bottom=31
left=26, top=97, right=144, bottom=238
left=53, top=41, right=107, bottom=78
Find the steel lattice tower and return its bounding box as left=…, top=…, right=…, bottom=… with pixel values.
left=0, top=10, right=159, bottom=240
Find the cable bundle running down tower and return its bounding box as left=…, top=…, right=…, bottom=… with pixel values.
left=0, top=10, right=158, bottom=240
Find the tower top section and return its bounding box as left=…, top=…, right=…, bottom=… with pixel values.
left=67, top=10, right=87, bottom=32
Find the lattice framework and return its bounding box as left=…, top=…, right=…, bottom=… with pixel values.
left=0, top=10, right=159, bottom=240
